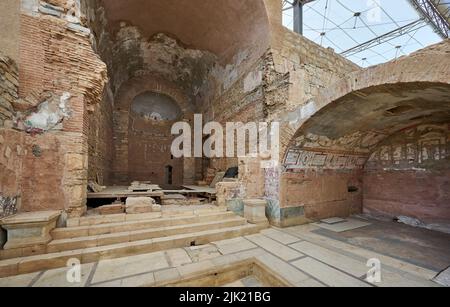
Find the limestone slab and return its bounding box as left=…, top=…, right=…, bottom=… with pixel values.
left=165, top=248, right=192, bottom=267
left=92, top=251, right=169, bottom=284
left=295, top=278, right=325, bottom=287
left=255, top=253, right=309, bottom=285
left=126, top=197, right=155, bottom=214
left=154, top=268, right=181, bottom=284
left=290, top=241, right=368, bottom=277
left=93, top=272, right=155, bottom=287
left=292, top=257, right=371, bottom=287
left=33, top=263, right=94, bottom=287
left=177, top=260, right=215, bottom=278
left=433, top=266, right=450, bottom=287
left=320, top=217, right=346, bottom=225
left=1, top=211, right=61, bottom=249
left=0, top=272, right=39, bottom=287
left=246, top=234, right=303, bottom=261
left=186, top=244, right=222, bottom=262
left=0, top=211, right=61, bottom=225
left=260, top=228, right=301, bottom=245
left=314, top=218, right=371, bottom=233
left=213, top=237, right=257, bottom=255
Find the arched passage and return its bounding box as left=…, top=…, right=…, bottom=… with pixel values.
left=279, top=43, right=450, bottom=226
left=128, top=92, right=183, bottom=185
left=112, top=75, right=192, bottom=185
left=83, top=0, right=272, bottom=189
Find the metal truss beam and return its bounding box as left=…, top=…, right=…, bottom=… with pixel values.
left=341, top=19, right=427, bottom=57
left=409, top=0, right=450, bottom=38
left=283, top=0, right=316, bottom=34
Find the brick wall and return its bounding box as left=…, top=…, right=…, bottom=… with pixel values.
left=268, top=24, right=359, bottom=121
left=281, top=169, right=363, bottom=220
left=364, top=123, right=450, bottom=224
left=0, top=54, right=18, bottom=128
left=12, top=5, right=107, bottom=217
left=87, top=88, right=114, bottom=185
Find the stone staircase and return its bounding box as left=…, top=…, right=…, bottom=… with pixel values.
left=0, top=209, right=266, bottom=278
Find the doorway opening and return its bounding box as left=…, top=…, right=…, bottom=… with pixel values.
left=165, top=165, right=173, bottom=185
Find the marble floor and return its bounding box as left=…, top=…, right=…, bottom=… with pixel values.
left=0, top=221, right=446, bottom=287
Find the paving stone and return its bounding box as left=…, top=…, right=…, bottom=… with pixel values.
left=177, top=260, right=215, bottom=277
left=93, top=272, right=155, bottom=287
left=213, top=237, right=257, bottom=255
left=433, top=266, right=450, bottom=287
left=295, top=278, right=325, bottom=287
left=233, top=248, right=266, bottom=261
left=260, top=228, right=301, bottom=245
left=224, top=280, right=245, bottom=287
left=320, top=217, right=346, bottom=225
left=246, top=234, right=303, bottom=261
left=92, top=252, right=168, bottom=284
left=255, top=253, right=309, bottom=285
left=313, top=218, right=371, bottom=232
left=378, top=270, right=439, bottom=287
left=290, top=241, right=368, bottom=277
left=165, top=248, right=192, bottom=267
left=33, top=263, right=94, bottom=287
left=185, top=244, right=221, bottom=262
left=154, top=268, right=181, bottom=284
left=211, top=254, right=240, bottom=267
left=241, top=276, right=264, bottom=287
left=0, top=272, right=39, bottom=287
left=291, top=257, right=371, bottom=287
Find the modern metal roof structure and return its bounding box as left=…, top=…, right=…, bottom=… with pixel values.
left=282, top=0, right=450, bottom=67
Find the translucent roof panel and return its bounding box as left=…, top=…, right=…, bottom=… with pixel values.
left=282, top=0, right=443, bottom=67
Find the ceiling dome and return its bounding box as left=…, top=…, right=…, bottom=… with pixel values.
left=99, top=0, right=270, bottom=63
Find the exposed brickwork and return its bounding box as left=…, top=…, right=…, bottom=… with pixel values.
left=364, top=123, right=450, bottom=224
left=0, top=130, right=24, bottom=198
left=7, top=6, right=107, bottom=216
left=2, top=1, right=448, bottom=231
left=281, top=169, right=363, bottom=220
left=87, top=88, right=114, bottom=185
left=0, top=54, right=18, bottom=128
left=110, top=75, right=192, bottom=185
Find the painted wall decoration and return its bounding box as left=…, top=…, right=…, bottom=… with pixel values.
left=0, top=196, right=18, bottom=218
left=366, top=124, right=450, bottom=171
left=285, top=148, right=367, bottom=170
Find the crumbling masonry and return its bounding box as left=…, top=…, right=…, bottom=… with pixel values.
left=1, top=0, right=449, bottom=230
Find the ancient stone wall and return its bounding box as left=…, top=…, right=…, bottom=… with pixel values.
left=110, top=75, right=193, bottom=185
left=0, top=1, right=107, bottom=217
left=87, top=87, right=114, bottom=185
left=0, top=0, right=20, bottom=62
left=364, top=123, right=450, bottom=225
left=267, top=24, right=359, bottom=121
left=260, top=24, right=360, bottom=225
left=1, top=53, right=21, bottom=217
left=0, top=55, right=18, bottom=128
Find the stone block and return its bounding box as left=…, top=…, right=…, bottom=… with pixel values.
left=125, top=197, right=155, bottom=214
left=0, top=211, right=61, bottom=249
left=152, top=204, right=162, bottom=212
left=216, top=181, right=240, bottom=207
left=244, top=199, right=269, bottom=225
left=96, top=203, right=125, bottom=215
left=0, top=227, right=6, bottom=248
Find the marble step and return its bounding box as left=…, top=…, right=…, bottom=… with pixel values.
left=66, top=207, right=227, bottom=227
left=0, top=223, right=265, bottom=278
left=52, top=211, right=238, bottom=240
left=47, top=217, right=247, bottom=253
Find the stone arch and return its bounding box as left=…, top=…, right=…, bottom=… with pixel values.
left=280, top=41, right=450, bottom=163
left=111, top=75, right=192, bottom=184
left=274, top=42, right=450, bottom=224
